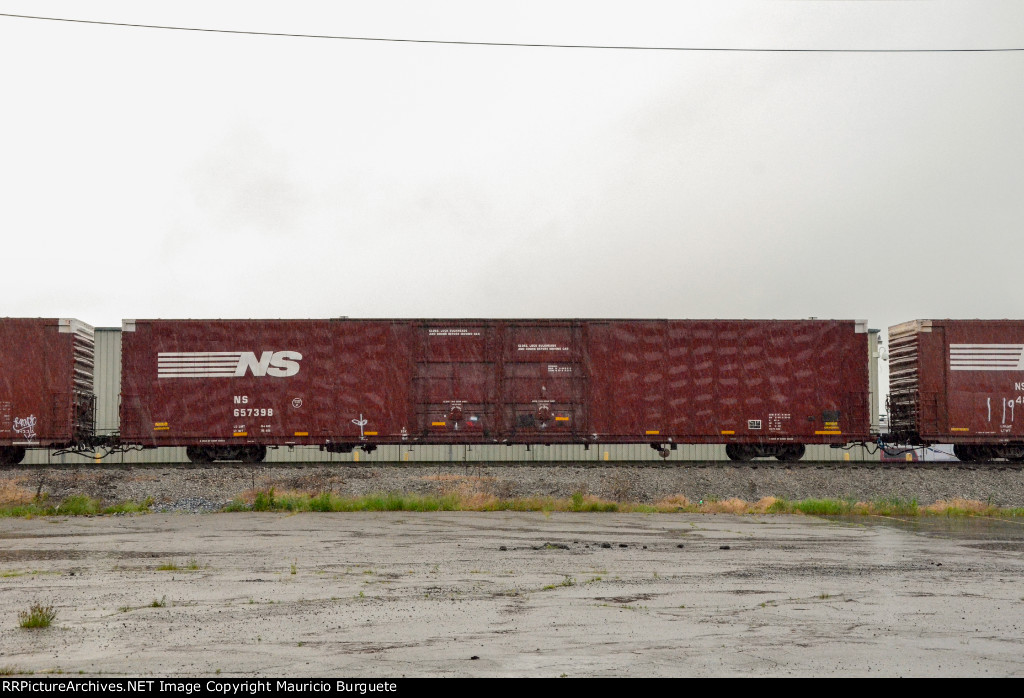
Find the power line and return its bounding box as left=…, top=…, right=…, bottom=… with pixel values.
left=1, top=12, right=1023, bottom=52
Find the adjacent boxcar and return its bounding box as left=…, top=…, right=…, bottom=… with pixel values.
left=888, top=319, right=1024, bottom=461
left=119, top=318, right=873, bottom=463
left=0, top=318, right=95, bottom=464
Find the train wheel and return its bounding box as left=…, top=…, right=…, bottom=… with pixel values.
left=725, top=444, right=753, bottom=462
left=997, top=445, right=1024, bottom=462
left=776, top=444, right=806, bottom=462
left=953, top=444, right=977, bottom=462
left=186, top=446, right=214, bottom=464
left=0, top=446, right=26, bottom=465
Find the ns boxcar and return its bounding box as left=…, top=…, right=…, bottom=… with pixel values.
left=888, top=319, right=1024, bottom=461
left=118, top=318, right=874, bottom=463
left=0, top=318, right=96, bottom=464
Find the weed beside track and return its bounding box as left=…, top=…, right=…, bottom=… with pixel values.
left=4, top=464, right=1024, bottom=517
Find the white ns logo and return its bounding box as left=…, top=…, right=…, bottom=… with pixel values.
left=236, top=351, right=302, bottom=377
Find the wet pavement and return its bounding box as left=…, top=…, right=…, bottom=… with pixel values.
left=1, top=512, right=1023, bottom=677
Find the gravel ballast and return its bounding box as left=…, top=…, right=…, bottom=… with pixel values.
left=3, top=462, right=1024, bottom=511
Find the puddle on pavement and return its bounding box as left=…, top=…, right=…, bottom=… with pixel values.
left=828, top=515, right=1024, bottom=543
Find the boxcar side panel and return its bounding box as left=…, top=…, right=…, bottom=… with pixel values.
left=501, top=322, right=587, bottom=441
left=587, top=321, right=666, bottom=439
left=329, top=320, right=415, bottom=444
left=918, top=320, right=1024, bottom=442
left=120, top=319, right=418, bottom=447
left=0, top=318, right=84, bottom=447
left=119, top=317, right=872, bottom=450
left=589, top=319, right=870, bottom=443
left=412, top=321, right=494, bottom=442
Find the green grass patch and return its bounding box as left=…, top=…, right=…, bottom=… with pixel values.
left=158, top=558, right=200, bottom=572
left=54, top=496, right=100, bottom=516
left=230, top=490, right=464, bottom=513
left=252, top=489, right=277, bottom=512
left=309, top=491, right=334, bottom=512
left=102, top=498, right=154, bottom=515
left=565, top=492, right=619, bottom=512
left=870, top=497, right=919, bottom=516
left=1, top=570, right=46, bottom=578
left=0, top=666, right=31, bottom=676
left=18, top=603, right=56, bottom=629
left=792, top=499, right=849, bottom=516
left=222, top=499, right=250, bottom=512
left=0, top=495, right=152, bottom=518
left=218, top=491, right=1024, bottom=518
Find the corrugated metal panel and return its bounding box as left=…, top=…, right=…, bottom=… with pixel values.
left=94, top=328, right=121, bottom=437
left=28, top=442, right=879, bottom=464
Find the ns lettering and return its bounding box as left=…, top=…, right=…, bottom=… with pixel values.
left=237, top=351, right=302, bottom=377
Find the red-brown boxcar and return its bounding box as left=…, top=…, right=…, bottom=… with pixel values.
left=888, top=319, right=1024, bottom=461
left=119, top=318, right=873, bottom=462
left=0, top=318, right=95, bottom=464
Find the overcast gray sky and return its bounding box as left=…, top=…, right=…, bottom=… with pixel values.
left=2, top=1, right=1022, bottom=379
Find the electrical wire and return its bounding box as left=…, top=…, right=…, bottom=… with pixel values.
left=2, top=12, right=1023, bottom=52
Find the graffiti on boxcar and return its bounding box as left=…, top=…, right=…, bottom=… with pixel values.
left=12, top=414, right=37, bottom=441
left=974, top=395, right=1024, bottom=433
left=1001, top=396, right=1019, bottom=424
